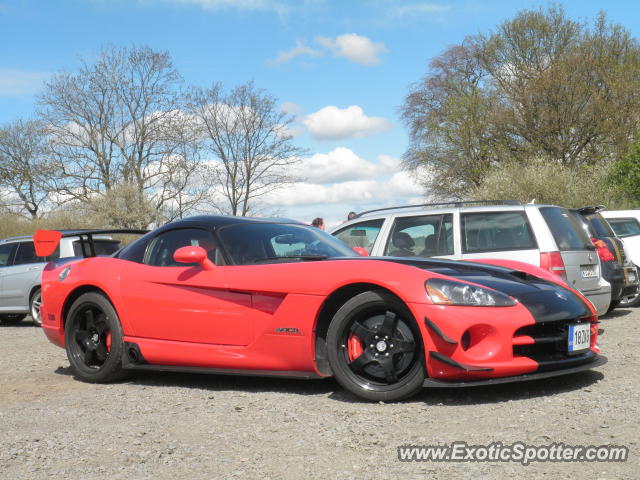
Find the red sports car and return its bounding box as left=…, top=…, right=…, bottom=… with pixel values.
left=35, top=216, right=606, bottom=402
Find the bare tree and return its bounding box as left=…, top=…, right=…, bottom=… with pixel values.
left=38, top=46, right=203, bottom=226
left=0, top=119, right=52, bottom=218
left=188, top=81, right=304, bottom=216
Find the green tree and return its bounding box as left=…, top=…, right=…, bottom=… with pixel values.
left=401, top=6, right=640, bottom=199
left=608, top=142, right=640, bottom=207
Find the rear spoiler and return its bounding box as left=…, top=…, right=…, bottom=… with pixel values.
left=34, top=229, right=149, bottom=258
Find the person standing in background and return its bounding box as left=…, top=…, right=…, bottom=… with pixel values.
left=311, top=217, right=325, bottom=230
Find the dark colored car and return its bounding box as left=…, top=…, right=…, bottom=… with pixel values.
left=573, top=206, right=639, bottom=312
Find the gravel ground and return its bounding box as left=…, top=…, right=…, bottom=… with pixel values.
left=1, top=309, right=638, bottom=480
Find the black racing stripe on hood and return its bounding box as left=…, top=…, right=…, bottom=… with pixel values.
left=343, top=257, right=592, bottom=322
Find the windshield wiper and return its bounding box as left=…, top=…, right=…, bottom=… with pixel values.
left=253, top=255, right=329, bottom=263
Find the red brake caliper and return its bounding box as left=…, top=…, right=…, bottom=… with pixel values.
left=106, top=330, right=112, bottom=352
left=347, top=334, right=364, bottom=361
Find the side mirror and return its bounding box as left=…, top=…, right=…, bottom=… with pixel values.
left=353, top=247, right=369, bottom=257
left=173, top=246, right=216, bottom=271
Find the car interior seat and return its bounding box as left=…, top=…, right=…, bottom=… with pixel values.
left=391, top=231, right=415, bottom=257
left=419, top=234, right=437, bottom=257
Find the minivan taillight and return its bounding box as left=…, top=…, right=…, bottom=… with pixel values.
left=590, top=238, right=615, bottom=262
left=540, top=251, right=567, bottom=281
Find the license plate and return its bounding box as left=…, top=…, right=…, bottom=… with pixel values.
left=568, top=323, right=590, bottom=353
left=580, top=266, right=597, bottom=279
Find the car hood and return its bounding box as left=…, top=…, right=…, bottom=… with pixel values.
left=369, top=257, right=593, bottom=322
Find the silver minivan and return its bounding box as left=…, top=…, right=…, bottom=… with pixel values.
left=0, top=233, right=120, bottom=326
left=330, top=202, right=611, bottom=315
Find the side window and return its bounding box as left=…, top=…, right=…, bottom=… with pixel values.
left=13, top=242, right=44, bottom=265
left=461, top=211, right=536, bottom=253
left=333, top=219, right=384, bottom=254
left=144, top=228, right=219, bottom=267
left=384, top=214, right=454, bottom=257
left=608, top=218, right=640, bottom=238
left=0, top=243, right=16, bottom=267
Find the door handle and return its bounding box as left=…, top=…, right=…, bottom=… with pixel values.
left=28, top=266, right=41, bottom=271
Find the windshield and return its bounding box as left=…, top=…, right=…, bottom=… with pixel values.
left=217, top=223, right=357, bottom=265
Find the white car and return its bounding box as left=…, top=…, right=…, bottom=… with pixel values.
left=331, top=201, right=612, bottom=316
left=601, top=210, right=640, bottom=306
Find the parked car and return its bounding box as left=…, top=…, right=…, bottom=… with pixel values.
left=35, top=217, right=605, bottom=402
left=0, top=231, right=122, bottom=326
left=572, top=206, right=639, bottom=312
left=330, top=201, right=612, bottom=316
left=601, top=209, right=640, bottom=307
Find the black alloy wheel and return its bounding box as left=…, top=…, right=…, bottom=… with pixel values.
left=327, top=290, right=425, bottom=402
left=65, top=292, right=127, bottom=383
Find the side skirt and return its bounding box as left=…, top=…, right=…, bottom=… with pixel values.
left=123, top=363, right=323, bottom=380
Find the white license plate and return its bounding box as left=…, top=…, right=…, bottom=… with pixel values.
left=568, top=323, right=590, bottom=352
left=580, top=267, right=597, bottom=279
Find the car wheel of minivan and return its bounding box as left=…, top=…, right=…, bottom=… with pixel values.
left=618, top=292, right=640, bottom=308
left=30, top=289, right=42, bottom=327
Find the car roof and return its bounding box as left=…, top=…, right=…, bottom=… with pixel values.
left=0, top=230, right=117, bottom=245
left=157, top=215, right=305, bottom=231
left=351, top=201, right=561, bottom=221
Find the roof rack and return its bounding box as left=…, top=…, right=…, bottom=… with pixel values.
left=0, top=235, right=32, bottom=243
left=353, top=200, right=523, bottom=219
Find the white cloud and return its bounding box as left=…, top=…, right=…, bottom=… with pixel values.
left=290, top=147, right=395, bottom=184
left=280, top=101, right=303, bottom=116
left=263, top=149, right=425, bottom=226
left=303, top=105, right=392, bottom=141
left=270, top=40, right=323, bottom=65
left=0, top=69, right=50, bottom=96
left=315, top=33, right=388, bottom=66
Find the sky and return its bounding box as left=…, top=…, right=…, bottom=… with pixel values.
left=1, top=0, right=640, bottom=227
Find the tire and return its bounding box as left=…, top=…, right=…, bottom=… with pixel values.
left=30, top=288, right=43, bottom=327
left=618, top=292, right=640, bottom=308
left=326, top=290, right=425, bottom=402
left=0, top=314, right=27, bottom=324
left=64, top=292, right=127, bottom=383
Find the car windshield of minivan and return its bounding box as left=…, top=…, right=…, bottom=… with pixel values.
left=540, top=207, right=593, bottom=251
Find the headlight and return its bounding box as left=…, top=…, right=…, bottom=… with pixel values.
left=425, top=278, right=516, bottom=307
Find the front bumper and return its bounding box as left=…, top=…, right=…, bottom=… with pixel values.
left=408, top=300, right=600, bottom=383
left=423, top=354, right=607, bottom=387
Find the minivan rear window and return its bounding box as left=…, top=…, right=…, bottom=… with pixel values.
left=584, top=213, right=615, bottom=237
left=607, top=218, right=640, bottom=238
left=540, top=207, right=593, bottom=251
left=461, top=211, right=536, bottom=253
